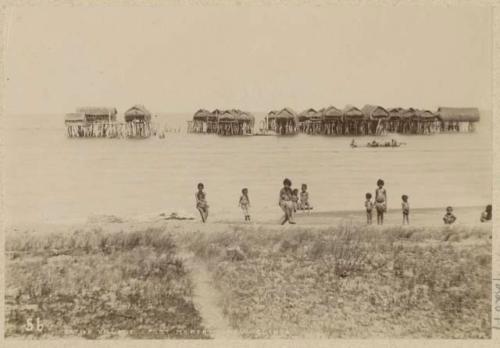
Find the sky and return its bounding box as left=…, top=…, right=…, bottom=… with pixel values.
left=3, top=5, right=492, bottom=116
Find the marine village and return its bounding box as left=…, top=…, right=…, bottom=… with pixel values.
left=65, top=105, right=480, bottom=139
left=65, top=105, right=154, bottom=138
left=188, top=105, right=479, bottom=137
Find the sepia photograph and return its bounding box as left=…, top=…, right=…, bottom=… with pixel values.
left=1, top=2, right=495, bottom=342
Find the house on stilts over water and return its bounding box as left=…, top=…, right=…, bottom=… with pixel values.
left=65, top=107, right=118, bottom=138
left=124, top=104, right=152, bottom=138
left=436, top=107, right=480, bottom=132
left=265, top=107, right=298, bottom=135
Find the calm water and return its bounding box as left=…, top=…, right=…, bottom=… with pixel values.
left=3, top=113, right=492, bottom=224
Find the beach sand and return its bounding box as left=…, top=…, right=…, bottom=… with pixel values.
left=5, top=205, right=488, bottom=238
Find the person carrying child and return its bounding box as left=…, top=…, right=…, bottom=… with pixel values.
left=401, top=195, right=410, bottom=225
left=365, top=193, right=373, bottom=224
left=195, top=183, right=209, bottom=223
left=375, top=179, right=387, bottom=225
left=239, top=188, right=251, bottom=222
left=443, top=206, right=456, bottom=225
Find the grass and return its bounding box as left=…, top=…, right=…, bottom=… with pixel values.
left=5, top=227, right=209, bottom=339
left=183, top=223, right=492, bottom=338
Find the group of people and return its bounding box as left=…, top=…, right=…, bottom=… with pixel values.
left=194, top=180, right=312, bottom=224
left=363, top=179, right=492, bottom=226
left=195, top=179, right=492, bottom=225
left=278, top=180, right=313, bottom=225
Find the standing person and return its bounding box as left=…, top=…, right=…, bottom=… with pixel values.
left=292, top=189, right=299, bottom=213
left=299, top=184, right=312, bottom=212
left=480, top=204, right=492, bottom=222
left=239, top=188, right=251, bottom=222
left=195, top=183, right=209, bottom=223
left=443, top=206, right=457, bottom=225
left=375, top=179, right=387, bottom=225
left=365, top=193, right=374, bottom=224
left=401, top=195, right=410, bottom=225
left=279, top=178, right=295, bottom=225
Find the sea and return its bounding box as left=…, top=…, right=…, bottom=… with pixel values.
left=2, top=113, right=492, bottom=225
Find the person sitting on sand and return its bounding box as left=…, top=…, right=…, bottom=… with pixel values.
left=375, top=179, right=387, bottom=225
left=401, top=195, right=410, bottom=225
left=480, top=204, right=492, bottom=222
left=299, top=184, right=312, bottom=212
left=443, top=206, right=456, bottom=225
left=195, top=183, right=209, bottom=223
left=239, top=188, right=251, bottom=222
left=279, top=178, right=295, bottom=225
left=365, top=193, right=373, bottom=225
left=350, top=139, right=357, bottom=148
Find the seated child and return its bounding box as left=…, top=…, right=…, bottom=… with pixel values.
left=480, top=204, right=492, bottom=222
left=443, top=206, right=456, bottom=225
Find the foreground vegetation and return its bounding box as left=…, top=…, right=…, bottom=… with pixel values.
left=5, top=227, right=209, bottom=339
left=184, top=223, right=491, bottom=338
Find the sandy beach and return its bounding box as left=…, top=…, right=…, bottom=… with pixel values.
left=4, top=204, right=489, bottom=238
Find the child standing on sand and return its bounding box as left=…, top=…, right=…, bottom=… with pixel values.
left=375, top=179, right=387, bottom=225
left=401, top=195, right=410, bottom=225
left=279, top=178, right=295, bottom=225
left=365, top=193, right=373, bottom=224
left=292, top=189, right=299, bottom=213
left=195, top=183, right=209, bottom=223
left=239, top=188, right=251, bottom=222
left=299, top=184, right=312, bottom=212
left=443, top=206, right=456, bottom=225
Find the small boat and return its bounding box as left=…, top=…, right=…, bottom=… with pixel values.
left=351, top=139, right=406, bottom=148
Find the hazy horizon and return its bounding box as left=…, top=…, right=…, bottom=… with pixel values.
left=4, top=5, right=492, bottom=122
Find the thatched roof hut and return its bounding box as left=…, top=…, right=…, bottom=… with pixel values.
left=322, top=106, right=343, bottom=120
left=211, top=109, right=222, bottom=117
left=414, top=109, right=436, bottom=120
left=436, top=107, right=480, bottom=123
left=193, top=109, right=213, bottom=121
left=298, top=108, right=320, bottom=122
left=76, top=107, right=117, bottom=122
left=401, top=108, right=417, bottom=119
left=124, top=105, right=152, bottom=122
left=238, top=111, right=255, bottom=125
left=387, top=107, right=403, bottom=120
left=218, top=109, right=237, bottom=122
left=267, top=110, right=277, bottom=121
left=342, top=105, right=364, bottom=119
left=361, top=105, right=389, bottom=119
left=275, top=107, right=298, bottom=120
left=65, top=112, right=85, bottom=123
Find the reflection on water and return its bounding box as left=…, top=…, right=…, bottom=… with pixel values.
left=3, top=113, right=492, bottom=224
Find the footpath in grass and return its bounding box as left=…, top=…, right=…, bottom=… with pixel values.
left=180, top=251, right=240, bottom=339
left=5, top=227, right=210, bottom=339
left=183, top=223, right=492, bottom=339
